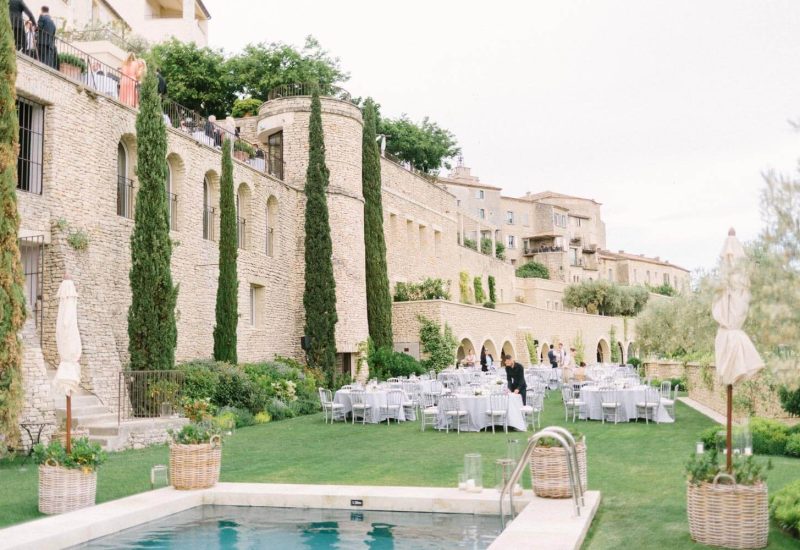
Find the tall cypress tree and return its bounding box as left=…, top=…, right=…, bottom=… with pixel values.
left=213, top=138, right=238, bottom=364
left=0, top=0, right=27, bottom=443
left=361, top=98, right=392, bottom=349
left=128, top=70, right=177, bottom=371
left=303, top=88, right=338, bottom=384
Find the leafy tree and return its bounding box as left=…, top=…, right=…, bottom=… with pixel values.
left=473, top=277, right=485, bottom=303
left=379, top=114, right=460, bottom=174
left=647, top=282, right=678, bottom=296
left=150, top=39, right=237, bottom=117
left=572, top=331, right=586, bottom=364
left=231, top=97, right=263, bottom=118
left=563, top=280, right=648, bottom=316
left=495, top=241, right=506, bottom=260
left=418, top=315, right=457, bottom=372
left=128, top=70, right=178, bottom=371
left=0, top=0, right=26, bottom=443
left=515, top=261, right=550, bottom=279
left=393, top=278, right=450, bottom=302
left=303, top=89, right=338, bottom=385
left=227, top=36, right=349, bottom=102
left=213, top=139, right=238, bottom=364
left=610, top=326, right=621, bottom=363
left=488, top=275, right=497, bottom=303
left=361, top=99, right=393, bottom=349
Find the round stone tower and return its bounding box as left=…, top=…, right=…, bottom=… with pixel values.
left=257, top=88, right=368, bottom=365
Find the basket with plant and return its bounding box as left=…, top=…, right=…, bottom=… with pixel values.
left=529, top=429, right=587, bottom=498
left=33, top=438, right=107, bottom=514
left=168, top=422, right=222, bottom=490
left=686, top=449, right=770, bottom=549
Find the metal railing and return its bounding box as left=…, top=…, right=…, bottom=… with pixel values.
left=267, top=82, right=352, bottom=102
left=168, top=193, right=178, bottom=230
left=118, top=370, right=186, bottom=423
left=59, top=27, right=135, bottom=52
left=116, top=176, right=135, bottom=218
left=203, top=206, right=216, bottom=241
left=237, top=217, right=247, bottom=249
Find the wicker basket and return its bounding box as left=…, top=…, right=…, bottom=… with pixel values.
left=687, top=474, right=768, bottom=549
left=38, top=462, right=97, bottom=514
left=169, top=435, right=222, bottom=490
left=529, top=439, right=587, bottom=498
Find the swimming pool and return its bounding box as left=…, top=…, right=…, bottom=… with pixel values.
left=71, top=505, right=502, bottom=549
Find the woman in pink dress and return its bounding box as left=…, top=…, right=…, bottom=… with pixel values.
left=120, top=54, right=146, bottom=108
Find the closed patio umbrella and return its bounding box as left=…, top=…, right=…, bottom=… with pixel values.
left=52, top=276, right=82, bottom=453
left=711, top=229, right=764, bottom=471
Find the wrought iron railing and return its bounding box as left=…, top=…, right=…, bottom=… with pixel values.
left=203, top=206, right=216, bottom=241
left=168, top=193, right=178, bottom=230
left=59, top=27, right=136, bottom=52
left=267, top=82, right=351, bottom=102
left=116, top=176, right=135, bottom=218
left=118, top=370, right=186, bottom=423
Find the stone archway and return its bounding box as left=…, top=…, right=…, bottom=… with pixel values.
left=501, top=340, right=516, bottom=361
left=596, top=338, right=610, bottom=363
left=627, top=342, right=637, bottom=361
left=539, top=341, right=550, bottom=364
left=457, top=337, right=477, bottom=364
left=481, top=339, right=499, bottom=366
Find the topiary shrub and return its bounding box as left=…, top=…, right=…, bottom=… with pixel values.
left=770, top=479, right=800, bottom=538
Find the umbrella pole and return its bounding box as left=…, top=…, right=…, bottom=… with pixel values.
left=726, top=384, right=732, bottom=473
left=66, top=393, right=72, bottom=454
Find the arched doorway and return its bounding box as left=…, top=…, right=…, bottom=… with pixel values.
left=481, top=339, right=498, bottom=367
left=596, top=338, right=610, bottom=363
left=539, top=341, right=550, bottom=364
left=627, top=342, right=637, bottom=361
left=501, top=340, right=516, bottom=361
left=457, top=338, right=477, bottom=366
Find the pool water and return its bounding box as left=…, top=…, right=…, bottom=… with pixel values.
left=71, top=505, right=502, bottom=549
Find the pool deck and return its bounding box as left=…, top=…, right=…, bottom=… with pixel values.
left=0, top=483, right=600, bottom=549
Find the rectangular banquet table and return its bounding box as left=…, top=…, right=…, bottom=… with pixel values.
left=436, top=392, right=527, bottom=432
left=334, top=389, right=412, bottom=423
left=579, top=386, right=674, bottom=423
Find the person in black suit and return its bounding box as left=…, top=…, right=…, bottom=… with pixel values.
left=504, top=355, right=527, bottom=405
left=36, top=6, right=58, bottom=70
left=9, top=0, right=35, bottom=52
left=547, top=345, right=558, bottom=368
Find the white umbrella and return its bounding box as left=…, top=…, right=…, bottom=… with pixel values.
left=711, top=229, right=764, bottom=470
left=53, top=276, right=82, bottom=452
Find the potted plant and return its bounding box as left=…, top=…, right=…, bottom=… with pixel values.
left=33, top=438, right=107, bottom=514
left=168, top=422, right=222, bottom=490
left=233, top=139, right=255, bottom=162
left=57, top=53, right=87, bottom=80
left=529, top=430, right=587, bottom=498
left=686, top=449, right=770, bottom=549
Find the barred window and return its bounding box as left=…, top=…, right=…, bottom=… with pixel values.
left=267, top=131, right=283, bottom=180
left=17, top=98, right=44, bottom=194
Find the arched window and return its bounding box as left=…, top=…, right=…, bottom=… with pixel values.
left=266, top=196, right=278, bottom=256
left=165, top=163, right=177, bottom=230
left=236, top=184, right=250, bottom=250
left=116, top=142, right=132, bottom=218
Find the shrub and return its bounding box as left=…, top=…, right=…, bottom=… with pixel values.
left=213, top=363, right=267, bottom=414
left=785, top=433, right=800, bottom=457
left=217, top=406, right=255, bottom=428
left=463, top=238, right=477, bottom=251
left=751, top=418, right=790, bottom=456
left=393, top=278, right=451, bottom=302
left=67, top=230, right=89, bottom=251
left=698, top=426, right=724, bottom=450
left=488, top=275, right=497, bottom=303
left=459, top=271, right=471, bottom=303
left=231, top=97, right=262, bottom=118
left=779, top=386, right=800, bottom=417
left=181, top=397, right=216, bottom=422
left=515, top=262, right=549, bottom=279
left=368, top=345, right=424, bottom=379
left=179, top=361, right=221, bottom=401
left=627, top=357, right=641, bottom=368
left=473, top=277, right=485, bottom=303
left=169, top=422, right=219, bottom=445
left=483, top=301, right=495, bottom=309
left=254, top=411, right=271, bottom=424
left=32, top=438, right=107, bottom=471
left=770, top=479, right=800, bottom=538
left=266, top=397, right=295, bottom=421
left=57, top=52, right=88, bottom=72
left=686, top=449, right=770, bottom=486
left=418, top=315, right=457, bottom=372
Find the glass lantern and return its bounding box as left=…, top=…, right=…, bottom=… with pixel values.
left=464, top=453, right=483, bottom=493
left=495, top=458, right=514, bottom=491
left=507, top=439, right=522, bottom=463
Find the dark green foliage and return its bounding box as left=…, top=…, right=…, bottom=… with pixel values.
left=463, top=238, right=477, bottom=251
left=303, top=89, right=338, bottom=385
left=770, top=479, right=800, bottom=537
left=698, top=426, right=724, bottom=450
left=368, top=345, right=424, bottom=379
left=686, top=448, right=770, bottom=486
left=628, top=357, right=642, bottom=368
left=32, top=438, right=107, bottom=470
left=779, top=386, right=800, bottom=416
left=217, top=406, right=255, bottom=428
left=515, top=262, right=550, bottom=280
left=393, top=278, right=451, bottom=302
left=231, top=97, right=263, bottom=118
left=379, top=114, right=460, bottom=174
left=128, top=70, right=178, bottom=371
left=751, top=418, right=791, bottom=456
left=483, top=302, right=496, bottom=309
left=362, top=98, right=392, bottom=349
left=563, top=279, right=649, bottom=316
left=488, top=275, right=497, bottom=303
left=213, top=139, right=238, bottom=363
left=785, top=434, right=800, bottom=457
left=647, top=282, right=678, bottom=296
left=169, top=422, right=219, bottom=445
left=150, top=39, right=237, bottom=116
left=478, top=237, right=505, bottom=260
left=0, top=0, right=26, bottom=444
left=495, top=241, right=506, bottom=260
left=473, top=276, right=485, bottom=303
left=418, top=315, right=457, bottom=372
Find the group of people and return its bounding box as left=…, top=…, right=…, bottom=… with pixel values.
left=10, top=1, right=57, bottom=69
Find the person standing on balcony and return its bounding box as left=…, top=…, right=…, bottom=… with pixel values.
left=36, top=6, right=57, bottom=70
left=10, top=0, right=36, bottom=52
left=23, top=19, right=37, bottom=59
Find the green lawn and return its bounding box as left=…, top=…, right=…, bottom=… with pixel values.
left=1, top=397, right=798, bottom=549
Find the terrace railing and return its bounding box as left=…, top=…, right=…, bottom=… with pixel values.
left=118, top=370, right=186, bottom=423
left=267, top=83, right=352, bottom=102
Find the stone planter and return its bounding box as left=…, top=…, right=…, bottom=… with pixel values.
left=687, top=475, right=768, bottom=549
left=39, top=463, right=97, bottom=514
left=59, top=63, right=83, bottom=80
left=529, top=438, right=587, bottom=498
left=233, top=150, right=250, bottom=162
left=169, top=435, right=221, bottom=490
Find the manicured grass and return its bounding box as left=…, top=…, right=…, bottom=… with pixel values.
left=1, top=396, right=798, bottom=549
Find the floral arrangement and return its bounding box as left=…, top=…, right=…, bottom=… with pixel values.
left=168, top=422, right=220, bottom=445
left=32, top=438, right=107, bottom=473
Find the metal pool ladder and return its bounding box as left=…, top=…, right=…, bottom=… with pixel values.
left=499, top=426, right=584, bottom=526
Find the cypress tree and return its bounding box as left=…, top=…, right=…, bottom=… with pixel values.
left=303, top=88, right=338, bottom=385
left=128, top=70, right=177, bottom=371
left=362, top=98, right=393, bottom=349
left=213, top=138, right=238, bottom=364
left=0, top=0, right=27, bottom=442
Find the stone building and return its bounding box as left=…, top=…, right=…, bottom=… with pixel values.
left=11, top=31, right=685, bottom=448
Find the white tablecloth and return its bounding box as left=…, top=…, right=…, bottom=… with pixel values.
left=436, top=393, right=527, bottom=432
left=334, top=389, right=410, bottom=423
left=579, top=386, right=673, bottom=423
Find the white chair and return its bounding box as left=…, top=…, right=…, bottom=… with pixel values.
left=636, top=387, right=661, bottom=424
left=439, top=395, right=468, bottom=434
left=600, top=389, right=621, bottom=424
left=380, top=390, right=404, bottom=425
left=420, top=392, right=438, bottom=432
left=520, top=390, right=544, bottom=429
left=402, top=383, right=420, bottom=420
left=562, top=386, right=585, bottom=423
left=318, top=388, right=345, bottom=424
left=387, top=377, right=400, bottom=383
left=340, top=384, right=353, bottom=391
left=485, top=393, right=509, bottom=433
left=349, top=390, right=372, bottom=425
left=662, top=384, right=679, bottom=420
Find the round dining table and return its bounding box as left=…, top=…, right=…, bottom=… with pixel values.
left=579, top=385, right=674, bottom=423
left=436, top=392, right=527, bottom=432
left=334, top=388, right=411, bottom=423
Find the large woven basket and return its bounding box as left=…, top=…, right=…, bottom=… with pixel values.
left=529, top=439, right=587, bottom=498
left=38, top=463, right=97, bottom=514
left=169, top=435, right=222, bottom=490
left=687, top=474, right=768, bottom=549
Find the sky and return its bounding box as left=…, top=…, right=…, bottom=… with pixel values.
left=205, top=0, right=800, bottom=273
